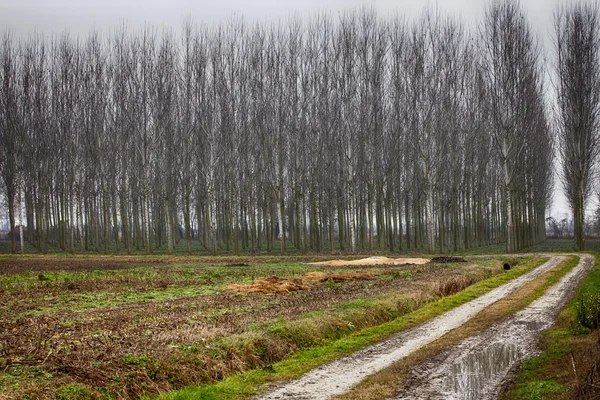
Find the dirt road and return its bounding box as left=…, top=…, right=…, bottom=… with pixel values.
left=258, top=256, right=575, bottom=400
left=396, top=254, right=594, bottom=399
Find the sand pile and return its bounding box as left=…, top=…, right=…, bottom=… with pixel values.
left=309, top=256, right=430, bottom=267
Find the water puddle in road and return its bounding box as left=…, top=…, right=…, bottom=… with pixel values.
left=445, top=342, right=523, bottom=400
left=391, top=312, right=557, bottom=400
left=397, top=323, right=542, bottom=400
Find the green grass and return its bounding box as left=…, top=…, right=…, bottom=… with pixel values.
left=56, top=383, right=95, bottom=400
left=0, top=261, right=472, bottom=318
left=526, top=238, right=600, bottom=253
left=154, top=257, right=547, bottom=400
left=5, top=235, right=600, bottom=257
left=509, top=381, right=569, bottom=400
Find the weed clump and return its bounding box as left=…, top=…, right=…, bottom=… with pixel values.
left=573, top=293, right=600, bottom=332
left=575, top=333, right=600, bottom=399
left=433, top=270, right=492, bottom=298
left=55, top=383, right=94, bottom=400
left=395, top=294, right=429, bottom=315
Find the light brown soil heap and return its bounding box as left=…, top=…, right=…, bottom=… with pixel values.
left=309, top=256, right=430, bottom=267
left=222, top=271, right=378, bottom=294
left=222, top=276, right=310, bottom=294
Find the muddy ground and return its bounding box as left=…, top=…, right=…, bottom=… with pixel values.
left=0, top=255, right=500, bottom=400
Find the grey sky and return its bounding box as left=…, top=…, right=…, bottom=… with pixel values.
left=1, top=1, right=558, bottom=45
left=0, top=0, right=578, bottom=217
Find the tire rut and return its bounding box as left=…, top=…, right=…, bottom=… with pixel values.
left=258, top=256, right=567, bottom=400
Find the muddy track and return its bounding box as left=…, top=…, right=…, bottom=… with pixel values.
left=258, top=256, right=569, bottom=400
left=396, top=254, right=595, bottom=399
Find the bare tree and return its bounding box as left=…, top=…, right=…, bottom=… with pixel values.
left=555, top=2, right=600, bottom=250
left=0, top=32, right=21, bottom=253
left=0, top=7, right=555, bottom=255
left=481, top=0, right=543, bottom=252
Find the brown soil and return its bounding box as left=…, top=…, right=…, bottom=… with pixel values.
left=0, top=256, right=170, bottom=274
left=430, top=256, right=467, bottom=263
left=0, top=255, right=430, bottom=275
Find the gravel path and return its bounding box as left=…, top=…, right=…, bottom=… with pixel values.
left=258, top=256, right=567, bottom=400
left=396, top=254, right=594, bottom=400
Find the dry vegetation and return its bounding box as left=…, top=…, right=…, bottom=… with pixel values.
left=0, top=255, right=507, bottom=399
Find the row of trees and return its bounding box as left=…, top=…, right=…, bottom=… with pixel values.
left=0, top=1, right=558, bottom=255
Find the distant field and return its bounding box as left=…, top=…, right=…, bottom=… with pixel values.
left=0, top=254, right=523, bottom=400
left=1, top=237, right=598, bottom=257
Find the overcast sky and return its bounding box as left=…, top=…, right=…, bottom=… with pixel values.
left=1, top=1, right=562, bottom=52
left=0, top=0, right=583, bottom=217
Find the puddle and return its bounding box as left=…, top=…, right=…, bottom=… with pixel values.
left=397, top=335, right=534, bottom=400
left=445, top=342, right=523, bottom=399
left=515, top=319, right=547, bottom=331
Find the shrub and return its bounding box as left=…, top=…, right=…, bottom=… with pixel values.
left=573, top=292, right=600, bottom=332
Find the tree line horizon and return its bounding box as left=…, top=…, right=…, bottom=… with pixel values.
left=1, top=0, right=598, bottom=255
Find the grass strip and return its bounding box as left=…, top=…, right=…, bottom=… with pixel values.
left=502, top=253, right=600, bottom=400
left=153, top=257, right=548, bottom=400
left=335, top=255, right=579, bottom=400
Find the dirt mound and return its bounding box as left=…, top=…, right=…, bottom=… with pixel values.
left=430, top=256, right=468, bottom=264
left=309, top=256, right=429, bottom=267
left=222, top=276, right=310, bottom=294
left=303, top=271, right=377, bottom=283
left=222, top=271, right=378, bottom=294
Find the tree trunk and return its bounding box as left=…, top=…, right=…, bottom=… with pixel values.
left=18, top=188, right=24, bottom=253
left=8, top=188, right=16, bottom=253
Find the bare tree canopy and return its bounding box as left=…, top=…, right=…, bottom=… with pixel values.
left=0, top=4, right=555, bottom=254
left=555, top=1, right=600, bottom=251
left=480, top=0, right=552, bottom=253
